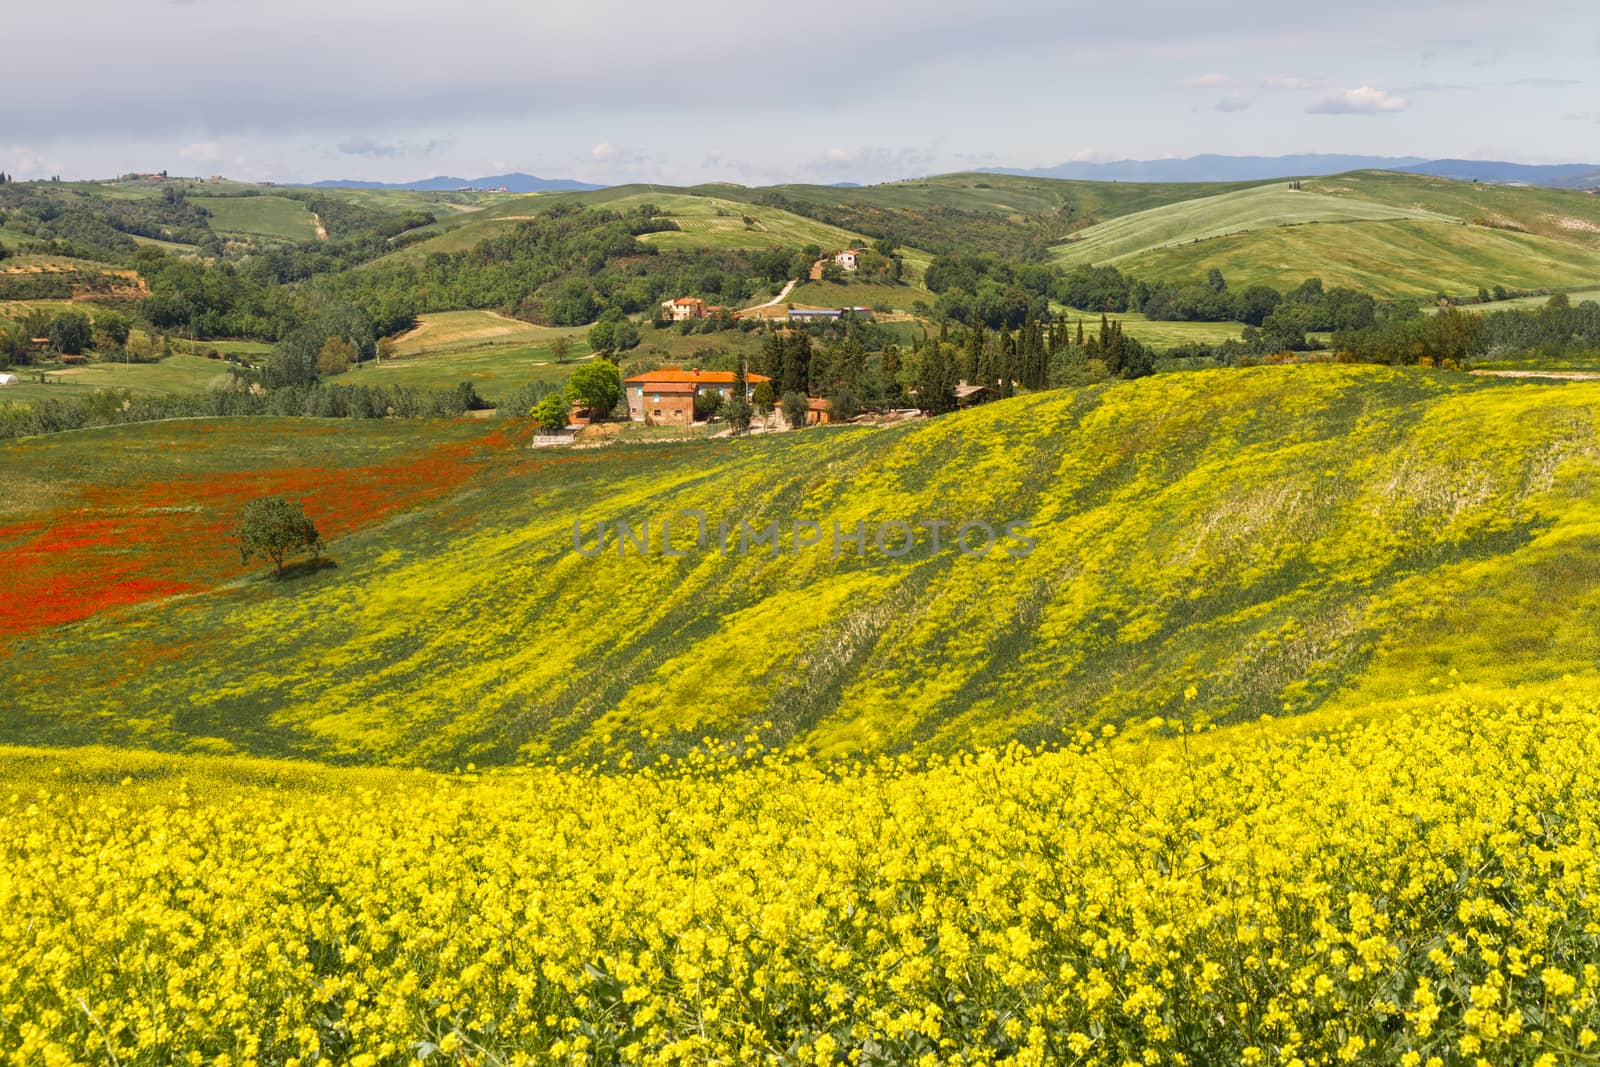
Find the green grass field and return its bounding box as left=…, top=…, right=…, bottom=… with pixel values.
left=357, top=346, right=579, bottom=400
left=759, top=172, right=1275, bottom=224
left=190, top=195, right=321, bottom=241
left=1119, top=218, right=1600, bottom=298
left=1051, top=184, right=1453, bottom=267
left=1051, top=305, right=1249, bottom=346
left=787, top=279, right=937, bottom=312
left=359, top=310, right=590, bottom=401
left=129, top=233, right=199, bottom=254
left=0, top=354, right=231, bottom=405
left=1309, top=171, right=1600, bottom=247
left=9, top=365, right=1600, bottom=766
left=1453, top=286, right=1600, bottom=312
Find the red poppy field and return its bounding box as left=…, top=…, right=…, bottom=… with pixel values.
left=0, top=418, right=528, bottom=640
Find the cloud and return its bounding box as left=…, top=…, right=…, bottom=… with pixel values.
left=587, top=142, right=657, bottom=170
left=1178, top=73, right=1230, bottom=89
left=1393, top=81, right=1473, bottom=94
left=337, top=135, right=448, bottom=158
left=799, top=144, right=941, bottom=180
left=1507, top=77, right=1584, bottom=88
left=1307, top=86, right=1411, bottom=115
left=3, top=145, right=65, bottom=180
left=1261, top=75, right=1318, bottom=90
left=1202, top=93, right=1252, bottom=113
left=180, top=141, right=223, bottom=162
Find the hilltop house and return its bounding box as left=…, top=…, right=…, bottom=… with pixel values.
left=625, top=368, right=772, bottom=425
left=662, top=297, right=708, bottom=322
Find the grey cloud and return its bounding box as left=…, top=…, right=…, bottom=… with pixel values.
left=337, top=135, right=449, bottom=159
left=800, top=145, right=942, bottom=180
left=0, top=0, right=1523, bottom=142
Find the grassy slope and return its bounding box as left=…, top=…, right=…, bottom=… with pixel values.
left=786, top=280, right=938, bottom=311
left=0, top=354, right=228, bottom=404
left=361, top=310, right=590, bottom=400
left=8, top=366, right=1600, bottom=766
left=760, top=172, right=1273, bottom=223
left=1059, top=172, right=1600, bottom=297
left=1121, top=219, right=1600, bottom=298
left=375, top=188, right=866, bottom=265
left=1308, top=171, right=1600, bottom=246
left=190, top=195, right=321, bottom=241
left=1051, top=305, right=1248, bottom=346
left=1051, top=184, right=1452, bottom=266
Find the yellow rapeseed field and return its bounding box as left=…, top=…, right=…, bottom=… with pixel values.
left=5, top=686, right=1600, bottom=1065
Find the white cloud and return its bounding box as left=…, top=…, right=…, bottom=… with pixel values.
left=180, top=141, right=223, bottom=162
left=1179, top=72, right=1230, bottom=88
left=591, top=143, right=616, bottom=162
left=800, top=144, right=941, bottom=179
left=1261, top=75, right=1318, bottom=90
left=3, top=145, right=64, bottom=180
left=1307, top=85, right=1411, bottom=114
left=1205, top=93, right=1252, bottom=113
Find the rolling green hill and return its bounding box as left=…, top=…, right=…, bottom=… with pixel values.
left=1051, top=184, right=1454, bottom=267
left=1308, top=170, right=1600, bottom=246
left=7, top=365, right=1600, bottom=766
left=190, top=195, right=322, bottom=241
left=372, top=187, right=867, bottom=264
left=1051, top=171, right=1600, bottom=298
left=1121, top=218, right=1600, bottom=298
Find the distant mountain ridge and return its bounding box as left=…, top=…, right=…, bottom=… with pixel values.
left=310, top=173, right=605, bottom=193
left=984, top=154, right=1600, bottom=189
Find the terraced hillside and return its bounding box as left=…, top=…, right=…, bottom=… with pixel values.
left=7, top=366, right=1600, bottom=766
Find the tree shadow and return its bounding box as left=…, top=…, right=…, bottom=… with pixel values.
left=273, top=557, right=338, bottom=582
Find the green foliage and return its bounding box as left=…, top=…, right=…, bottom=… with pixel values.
left=47, top=311, right=92, bottom=355
left=234, top=496, right=321, bottom=577
left=780, top=389, right=809, bottom=428
left=566, top=360, right=623, bottom=417
left=316, top=336, right=357, bottom=376
left=533, top=389, right=570, bottom=430
left=93, top=311, right=130, bottom=350
left=722, top=392, right=754, bottom=434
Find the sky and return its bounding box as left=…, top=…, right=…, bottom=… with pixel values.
left=5, top=0, right=1599, bottom=185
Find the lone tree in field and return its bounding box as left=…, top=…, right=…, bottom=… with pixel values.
left=235, top=497, right=321, bottom=577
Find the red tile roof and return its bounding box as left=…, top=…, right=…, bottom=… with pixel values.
left=625, top=369, right=772, bottom=385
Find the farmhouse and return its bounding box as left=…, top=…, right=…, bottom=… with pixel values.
left=625, top=368, right=772, bottom=425
left=786, top=306, right=875, bottom=324
left=955, top=382, right=997, bottom=408
left=661, top=297, right=708, bottom=322
left=833, top=249, right=861, bottom=271
left=804, top=397, right=833, bottom=425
